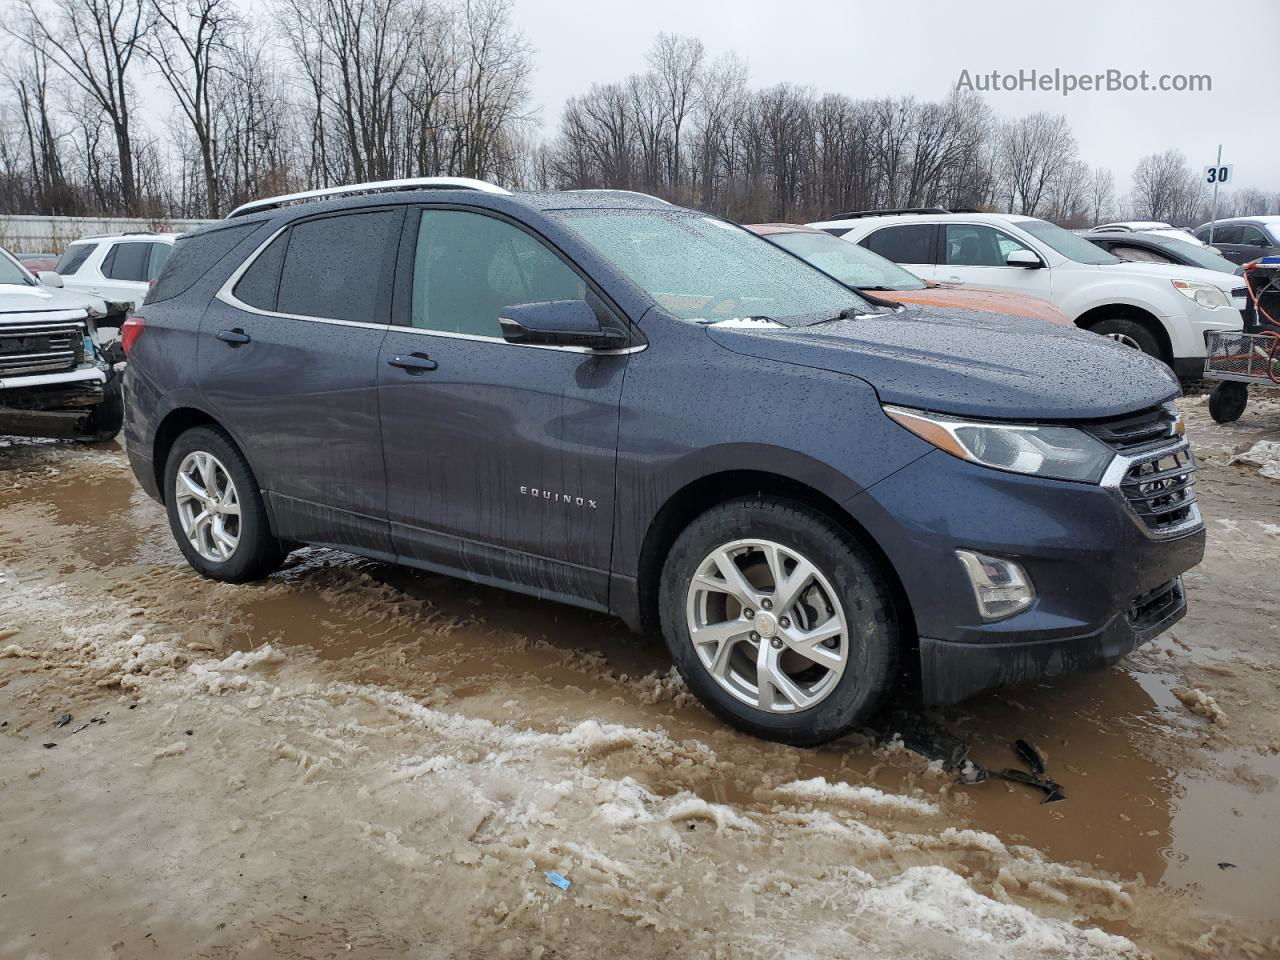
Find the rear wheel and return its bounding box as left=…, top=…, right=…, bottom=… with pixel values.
left=1208, top=381, right=1248, bottom=424
left=163, top=426, right=283, bottom=582
left=658, top=498, right=898, bottom=746
left=1088, top=317, right=1163, bottom=360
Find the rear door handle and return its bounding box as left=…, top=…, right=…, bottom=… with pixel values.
left=387, top=352, right=437, bottom=374
left=217, top=328, right=251, bottom=346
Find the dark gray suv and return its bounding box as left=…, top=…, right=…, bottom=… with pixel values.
left=123, top=179, right=1205, bottom=745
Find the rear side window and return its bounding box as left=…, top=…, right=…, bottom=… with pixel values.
left=232, top=232, right=288, bottom=311
left=147, top=243, right=171, bottom=280
left=862, top=223, right=936, bottom=264
left=55, top=243, right=94, bottom=275
left=148, top=223, right=256, bottom=304
left=103, top=242, right=152, bottom=282
left=1212, top=224, right=1242, bottom=244
left=275, top=211, right=401, bottom=322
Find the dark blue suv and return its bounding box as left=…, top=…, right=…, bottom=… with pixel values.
left=123, top=179, right=1205, bottom=745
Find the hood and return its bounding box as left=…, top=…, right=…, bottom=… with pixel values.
left=707, top=305, right=1179, bottom=421
left=875, top=286, right=1072, bottom=326
left=0, top=283, right=96, bottom=319
left=1098, top=259, right=1240, bottom=291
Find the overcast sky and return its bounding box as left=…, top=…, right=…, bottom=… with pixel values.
left=509, top=0, right=1279, bottom=195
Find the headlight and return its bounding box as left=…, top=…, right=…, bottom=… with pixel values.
left=884, top=406, right=1114, bottom=483
left=1172, top=279, right=1230, bottom=309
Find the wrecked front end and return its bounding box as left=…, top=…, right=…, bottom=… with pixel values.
left=0, top=310, right=115, bottom=440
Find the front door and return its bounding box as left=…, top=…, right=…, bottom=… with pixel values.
left=198, top=207, right=404, bottom=555
left=377, top=206, right=631, bottom=608
left=937, top=223, right=1054, bottom=301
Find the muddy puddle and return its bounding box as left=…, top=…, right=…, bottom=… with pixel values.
left=3, top=408, right=1278, bottom=950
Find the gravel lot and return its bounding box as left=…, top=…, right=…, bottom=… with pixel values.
left=2, top=395, right=1278, bottom=960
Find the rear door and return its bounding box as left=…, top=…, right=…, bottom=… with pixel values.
left=858, top=223, right=937, bottom=282
left=198, top=207, right=404, bottom=556
left=936, top=223, right=1053, bottom=301
left=377, top=205, right=631, bottom=608
left=1208, top=224, right=1246, bottom=263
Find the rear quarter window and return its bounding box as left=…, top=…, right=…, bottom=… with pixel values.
left=56, top=243, right=95, bottom=276
left=146, top=223, right=258, bottom=304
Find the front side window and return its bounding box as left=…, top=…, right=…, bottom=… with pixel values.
left=767, top=231, right=925, bottom=291
left=55, top=243, right=94, bottom=276
left=411, top=210, right=586, bottom=337
left=274, top=210, right=401, bottom=322
left=943, top=224, right=1034, bottom=266
left=1240, top=225, right=1269, bottom=247
left=556, top=209, right=870, bottom=323
left=1210, top=224, right=1242, bottom=244
left=862, top=224, right=936, bottom=265
left=0, top=250, right=34, bottom=285
left=104, top=242, right=151, bottom=281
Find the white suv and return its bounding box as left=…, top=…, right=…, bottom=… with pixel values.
left=50, top=233, right=178, bottom=311
left=808, top=211, right=1245, bottom=377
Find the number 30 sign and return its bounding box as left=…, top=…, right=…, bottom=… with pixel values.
left=1204, top=164, right=1233, bottom=185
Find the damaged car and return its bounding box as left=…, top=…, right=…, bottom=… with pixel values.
left=0, top=246, right=124, bottom=443
left=123, top=180, right=1205, bottom=745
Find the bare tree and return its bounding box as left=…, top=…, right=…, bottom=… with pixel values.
left=1131, top=149, right=1200, bottom=223
left=146, top=0, right=237, bottom=215
left=7, top=0, right=150, bottom=213
left=647, top=32, right=703, bottom=193
left=1088, top=167, right=1115, bottom=225
left=998, top=112, right=1075, bottom=217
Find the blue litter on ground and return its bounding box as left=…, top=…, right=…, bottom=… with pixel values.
left=543, top=870, right=571, bottom=891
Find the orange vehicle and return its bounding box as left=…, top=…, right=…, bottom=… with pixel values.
left=746, top=223, right=1072, bottom=326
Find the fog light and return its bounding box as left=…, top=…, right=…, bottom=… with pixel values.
left=955, top=550, right=1035, bottom=621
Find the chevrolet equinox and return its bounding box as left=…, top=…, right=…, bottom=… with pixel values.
left=123, top=178, right=1205, bottom=745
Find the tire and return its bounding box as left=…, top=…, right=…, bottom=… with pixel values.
left=75, top=377, right=124, bottom=443
left=1088, top=317, right=1163, bottom=360
left=658, top=497, right=899, bottom=746
left=1208, top=381, right=1248, bottom=424
left=163, top=425, right=284, bottom=582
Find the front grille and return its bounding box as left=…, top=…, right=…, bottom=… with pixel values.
left=0, top=321, right=85, bottom=377
left=1120, top=445, right=1198, bottom=534
left=1084, top=405, right=1178, bottom=454
left=1128, top=578, right=1183, bottom=629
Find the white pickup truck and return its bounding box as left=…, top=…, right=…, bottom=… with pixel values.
left=0, top=247, right=124, bottom=443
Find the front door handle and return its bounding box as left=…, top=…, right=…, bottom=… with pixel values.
left=387, top=352, right=438, bottom=374
left=217, top=328, right=251, bottom=346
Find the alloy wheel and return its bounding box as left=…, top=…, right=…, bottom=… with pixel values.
left=684, top=538, right=848, bottom=713
left=1104, top=332, right=1143, bottom=350
left=174, top=450, right=241, bottom=563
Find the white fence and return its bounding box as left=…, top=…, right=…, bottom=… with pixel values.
left=0, top=215, right=217, bottom=254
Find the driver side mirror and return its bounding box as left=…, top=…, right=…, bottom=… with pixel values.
left=1006, top=250, right=1043, bottom=269
left=37, top=271, right=63, bottom=287
left=499, top=299, right=628, bottom=349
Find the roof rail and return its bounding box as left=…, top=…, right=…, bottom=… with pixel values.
left=825, top=207, right=950, bottom=221
left=565, top=189, right=673, bottom=205
left=226, top=177, right=511, bottom=219
left=81, top=230, right=160, bottom=239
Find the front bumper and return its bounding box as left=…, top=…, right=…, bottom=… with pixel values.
left=0, top=366, right=112, bottom=440
left=849, top=443, right=1205, bottom=704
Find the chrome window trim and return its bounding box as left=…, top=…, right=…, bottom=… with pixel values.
left=1100, top=437, right=1202, bottom=540
left=216, top=222, right=647, bottom=355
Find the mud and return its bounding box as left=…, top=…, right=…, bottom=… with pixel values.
left=1, top=397, right=1279, bottom=959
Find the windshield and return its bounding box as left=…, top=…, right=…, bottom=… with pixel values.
left=1020, top=219, right=1120, bottom=265
left=553, top=209, right=871, bottom=323
left=1147, top=235, right=1242, bottom=274
left=0, top=249, right=36, bottom=286
left=765, top=231, right=926, bottom=291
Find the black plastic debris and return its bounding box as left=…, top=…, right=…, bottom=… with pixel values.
left=54, top=713, right=72, bottom=728
left=42, top=742, right=57, bottom=749
left=1014, top=738, right=1045, bottom=776
left=72, top=716, right=107, bottom=734
left=1218, top=862, right=1237, bottom=870
left=992, top=739, right=1065, bottom=804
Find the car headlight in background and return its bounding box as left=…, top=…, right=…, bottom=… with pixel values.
left=884, top=406, right=1114, bottom=483
left=1172, top=279, right=1231, bottom=310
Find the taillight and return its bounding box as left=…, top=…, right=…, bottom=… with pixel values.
left=121, top=316, right=144, bottom=355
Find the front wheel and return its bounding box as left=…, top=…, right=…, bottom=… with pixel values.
left=658, top=498, right=899, bottom=746
left=1088, top=317, right=1163, bottom=360
left=163, top=426, right=284, bottom=582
